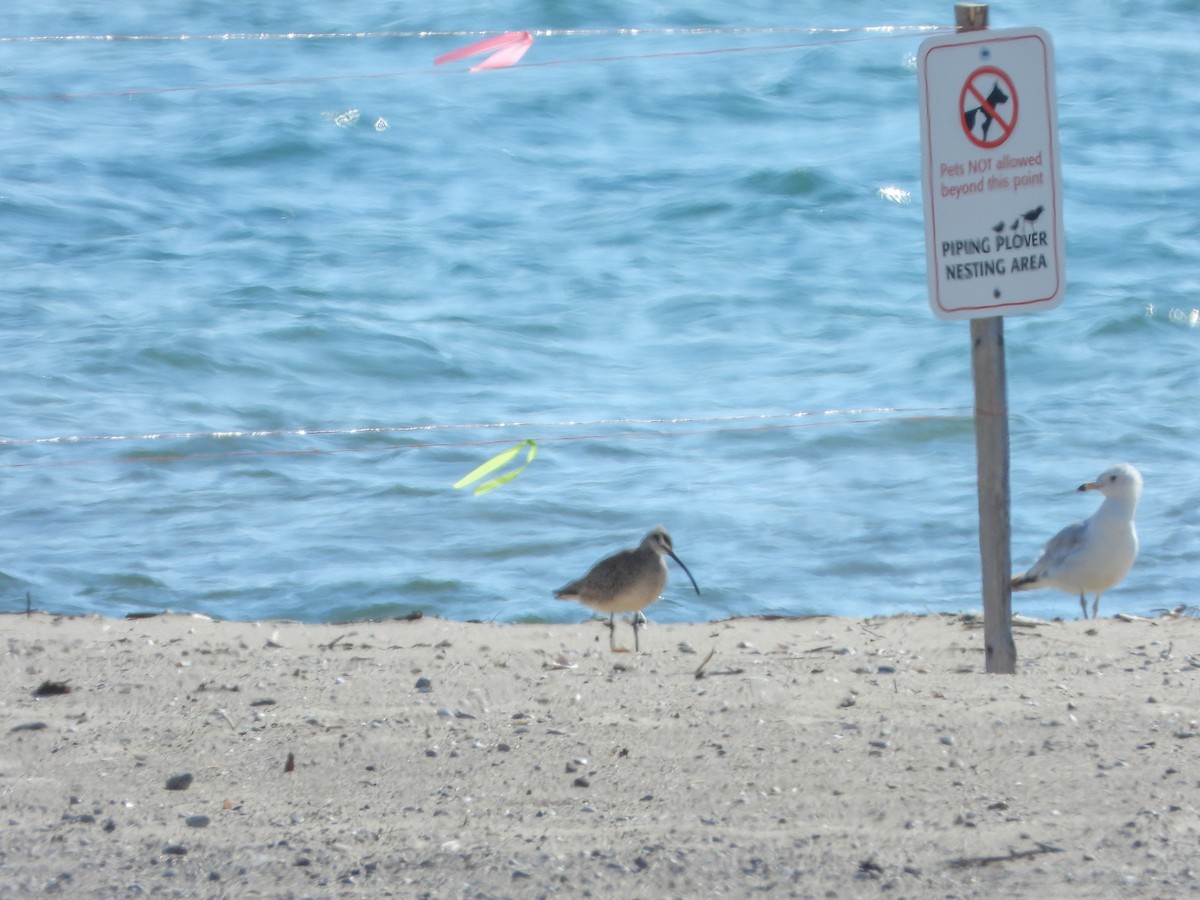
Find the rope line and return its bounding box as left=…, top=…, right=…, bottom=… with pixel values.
left=0, top=408, right=975, bottom=470
left=0, top=407, right=972, bottom=447
left=0, top=26, right=953, bottom=103
left=0, top=25, right=950, bottom=44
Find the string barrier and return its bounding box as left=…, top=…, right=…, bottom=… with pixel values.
left=0, top=407, right=976, bottom=471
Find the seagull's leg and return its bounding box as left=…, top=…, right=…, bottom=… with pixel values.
left=1079, top=593, right=1088, bottom=619
left=632, top=614, right=640, bottom=652
left=608, top=614, right=617, bottom=651
left=1092, top=594, right=1101, bottom=619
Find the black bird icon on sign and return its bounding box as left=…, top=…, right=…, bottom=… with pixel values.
left=964, top=81, right=1009, bottom=141
left=1012, top=206, right=1045, bottom=231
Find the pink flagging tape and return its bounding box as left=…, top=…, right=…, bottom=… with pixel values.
left=434, top=31, right=534, bottom=71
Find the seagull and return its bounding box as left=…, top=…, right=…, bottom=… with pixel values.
left=1012, top=463, right=1142, bottom=619
left=554, top=526, right=700, bottom=652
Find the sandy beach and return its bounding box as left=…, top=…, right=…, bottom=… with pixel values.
left=2, top=611, right=1199, bottom=897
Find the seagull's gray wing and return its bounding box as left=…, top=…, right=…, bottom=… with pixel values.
left=1028, top=519, right=1089, bottom=579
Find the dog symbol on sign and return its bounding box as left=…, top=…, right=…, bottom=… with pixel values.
left=964, top=82, right=1008, bottom=141
left=959, top=66, right=1019, bottom=149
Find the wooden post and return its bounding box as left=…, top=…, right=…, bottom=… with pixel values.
left=972, top=317, right=1015, bottom=673
left=956, top=2, right=1017, bottom=675
left=955, top=2, right=989, bottom=30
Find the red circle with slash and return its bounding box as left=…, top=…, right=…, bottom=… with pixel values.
left=959, top=66, right=1018, bottom=149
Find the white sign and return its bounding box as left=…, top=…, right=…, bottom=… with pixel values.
left=917, top=27, right=1064, bottom=321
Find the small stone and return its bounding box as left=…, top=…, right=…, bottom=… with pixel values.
left=415, top=677, right=433, bottom=693
left=163, top=844, right=188, bottom=856
left=185, top=815, right=210, bottom=829
left=574, top=776, right=590, bottom=788
left=165, top=773, right=194, bottom=792
left=34, top=681, right=72, bottom=697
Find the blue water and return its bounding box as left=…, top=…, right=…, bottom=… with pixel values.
left=2, top=2, right=1197, bottom=625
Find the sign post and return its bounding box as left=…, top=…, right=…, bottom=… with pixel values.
left=917, top=4, right=1064, bottom=674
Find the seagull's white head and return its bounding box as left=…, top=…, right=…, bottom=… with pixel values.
left=1078, top=462, right=1143, bottom=502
